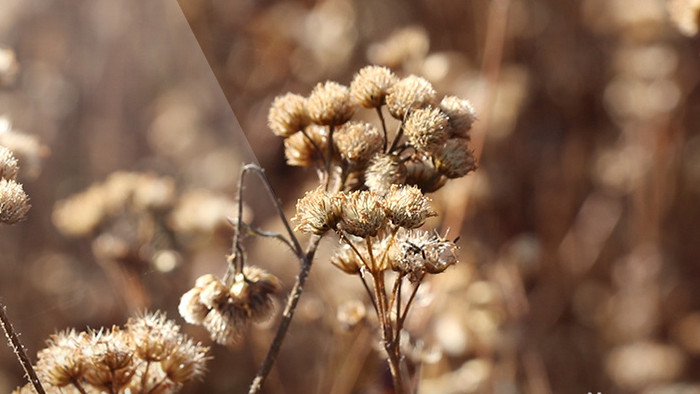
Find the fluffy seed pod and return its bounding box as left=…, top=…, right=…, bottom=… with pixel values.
left=36, top=330, right=86, bottom=387
left=284, top=125, right=328, bottom=167
left=385, top=75, right=437, bottom=119
left=383, top=184, right=436, bottom=229
left=433, top=139, right=477, bottom=179
left=293, top=187, right=344, bottom=234
left=0, top=146, right=18, bottom=180
left=0, top=178, right=30, bottom=224
left=232, top=266, right=282, bottom=322
left=307, top=81, right=355, bottom=126
left=405, top=160, right=446, bottom=193
left=330, top=244, right=364, bottom=274
left=440, top=96, right=477, bottom=138
left=334, top=121, right=383, bottom=169
left=268, top=93, right=310, bottom=137
left=350, top=65, right=399, bottom=108
left=388, top=228, right=458, bottom=279
left=403, top=106, right=449, bottom=152
left=340, top=190, right=387, bottom=238
left=365, top=154, right=408, bottom=195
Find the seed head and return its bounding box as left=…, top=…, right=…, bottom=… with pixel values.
left=350, top=65, right=399, bottom=108
left=405, top=160, right=446, bottom=193
left=0, top=146, right=19, bottom=180
left=365, top=154, right=407, bottom=195
left=385, top=75, right=437, bottom=119
left=284, top=125, right=328, bottom=167
left=126, top=311, right=180, bottom=362
left=334, top=121, right=383, bottom=168
left=403, top=106, right=449, bottom=152
left=339, top=190, right=387, bottom=238
left=330, top=244, right=363, bottom=274
left=36, top=330, right=86, bottom=387
left=0, top=178, right=30, bottom=224
left=160, top=338, right=209, bottom=384
left=383, top=184, right=436, bottom=229
left=388, top=228, right=458, bottom=279
left=433, top=138, right=477, bottom=178
left=440, top=96, right=477, bottom=138
left=293, top=187, right=344, bottom=234
left=83, top=328, right=136, bottom=391
left=232, top=266, right=282, bottom=322
left=268, top=93, right=310, bottom=137
left=307, top=81, right=355, bottom=126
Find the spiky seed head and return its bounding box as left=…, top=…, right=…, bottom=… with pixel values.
left=440, top=96, right=477, bottom=138
left=36, top=330, right=86, bottom=387
left=126, top=311, right=180, bottom=362
left=284, top=125, right=328, bottom=167
left=339, top=190, right=387, bottom=238
left=307, top=81, right=355, bottom=126
left=350, top=65, right=399, bottom=108
left=160, top=338, right=209, bottom=384
left=383, top=184, right=436, bottom=229
left=365, top=154, right=407, bottom=195
left=0, top=179, right=30, bottom=224
left=83, top=328, right=136, bottom=390
left=330, top=244, right=363, bottom=274
left=388, top=228, right=458, bottom=279
left=403, top=106, right=449, bottom=152
left=0, top=146, right=19, bottom=180
left=405, top=160, right=446, bottom=193
left=334, top=121, right=383, bottom=168
left=293, top=187, right=344, bottom=234
left=434, top=138, right=477, bottom=178
left=268, top=93, right=310, bottom=137
left=385, top=75, right=437, bottom=119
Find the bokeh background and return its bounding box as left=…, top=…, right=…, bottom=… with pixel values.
left=1, top=0, right=700, bottom=393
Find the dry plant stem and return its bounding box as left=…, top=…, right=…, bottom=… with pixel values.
left=71, top=379, right=88, bottom=394
left=249, top=233, right=322, bottom=394
left=376, top=107, right=388, bottom=152
left=0, top=302, right=46, bottom=394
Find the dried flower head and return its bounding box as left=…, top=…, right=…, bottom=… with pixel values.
left=385, top=75, right=437, bottom=119
left=307, top=81, right=355, bottom=126
left=365, top=154, right=408, bottom=195
left=388, top=228, right=459, bottom=279
left=0, top=178, right=30, bottom=224
left=334, top=121, right=383, bottom=168
left=36, top=330, right=86, bottom=387
left=82, top=327, right=136, bottom=391
left=268, top=93, right=310, bottom=137
left=330, top=244, right=364, bottom=274
left=440, top=96, right=477, bottom=138
left=434, top=138, right=477, bottom=179
left=231, top=265, right=283, bottom=322
left=668, top=0, right=700, bottom=36
left=405, top=160, right=447, bottom=193
left=293, top=187, right=344, bottom=234
left=0, top=145, right=19, bottom=180
left=284, top=125, right=328, bottom=167
left=383, top=184, right=436, bottom=229
left=126, top=311, right=180, bottom=362
left=350, top=65, right=399, bottom=108
left=160, top=337, right=209, bottom=384
left=403, top=106, right=449, bottom=152
left=339, top=190, right=387, bottom=238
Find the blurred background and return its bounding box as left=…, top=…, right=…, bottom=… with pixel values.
left=1, top=0, right=700, bottom=393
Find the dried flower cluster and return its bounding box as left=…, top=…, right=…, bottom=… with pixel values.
left=0, top=145, right=30, bottom=224
left=179, top=266, right=282, bottom=346
left=13, top=312, right=208, bottom=394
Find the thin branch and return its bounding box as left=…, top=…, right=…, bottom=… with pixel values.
left=0, top=301, right=45, bottom=394
left=376, top=107, right=388, bottom=152
left=230, top=218, right=296, bottom=254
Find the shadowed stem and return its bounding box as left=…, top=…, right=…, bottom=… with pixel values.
left=0, top=301, right=45, bottom=394
left=248, top=234, right=322, bottom=394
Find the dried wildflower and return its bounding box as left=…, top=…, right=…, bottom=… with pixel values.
left=0, top=178, right=30, bottom=224
left=388, top=229, right=458, bottom=279
left=284, top=125, right=328, bottom=167
left=403, top=106, right=449, bottom=152
left=337, top=300, right=367, bottom=330
left=126, top=311, right=180, bottom=362
left=668, top=0, right=700, bottom=36
left=293, top=187, right=343, bottom=234
left=0, top=124, right=48, bottom=179
left=405, top=160, right=446, bottom=193
left=385, top=75, right=437, bottom=119
left=36, top=330, right=86, bottom=387
left=0, top=146, right=19, bottom=180
left=268, top=93, right=310, bottom=137
left=383, top=185, right=436, bottom=229
left=334, top=121, right=383, bottom=168
left=330, top=244, right=364, bottom=274
left=434, top=138, right=477, bottom=178
left=202, top=307, right=247, bottom=347
left=440, top=96, right=477, bottom=138
left=232, top=266, right=283, bottom=322
left=339, top=190, right=387, bottom=238
left=350, top=65, right=399, bottom=108
left=365, top=154, right=408, bottom=195
left=160, top=338, right=209, bottom=384
left=306, top=81, right=355, bottom=126
left=83, top=328, right=136, bottom=391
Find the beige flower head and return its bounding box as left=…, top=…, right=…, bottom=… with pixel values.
left=268, top=93, right=310, bottom=137
left=330, top=243, right=364, bottom=274
left=388, top=228, right=458, bottom=279
left=405, top=160, right=446, bottom=193
left=0, top=178, right=30, bottom=224
left=440, top=95, right=477, bottom=138
left=350, top=65, right=399, bottom=108
left=339, top=190, right=387, bottom=238
left=385, top=75, right=437, bottom=119
left=307, top=81, right=355, bottom=126
left=293, top=187, right=344, bottom=234
left=383, top=184, right=436, bottom=229
left=365, top=154, right=408, bottom=195
left=0, top=145, right=19, bottom=180
left=434, top=138, right=477, bottom=179
left=334, top=121, right=383, bottom=169
left=284, top=125, right=328, bottom=168
left=403, top=106, right=449, bottom=152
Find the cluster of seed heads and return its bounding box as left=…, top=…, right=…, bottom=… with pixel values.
left=0, top=146, right=30, bottom=225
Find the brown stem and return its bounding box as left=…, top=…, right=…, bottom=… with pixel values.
left=71, top=379, right=89, bottom=394
left=376, top=107, right=388, bottom=152
left=0, top=302, right=45, bottom=394
left=248, top=234, right=322, bottom=394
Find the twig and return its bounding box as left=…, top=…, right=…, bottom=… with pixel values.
left=0, top=301, right=45, bottom=394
